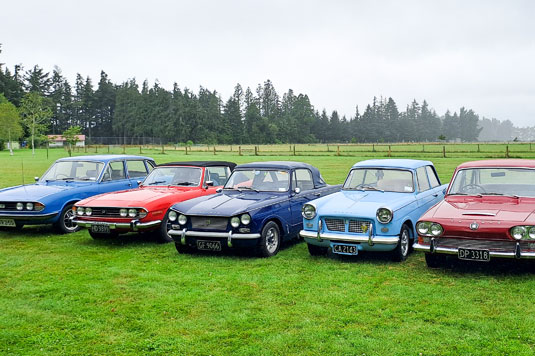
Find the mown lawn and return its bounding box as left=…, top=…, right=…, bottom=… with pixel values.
left=1, top=147, right=535, bottom=355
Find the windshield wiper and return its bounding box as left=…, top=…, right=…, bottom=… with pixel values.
left=147, top=180, right=167, bottom=185
left=447, top=192, right=468, bottom=195
left=353, top=184, right=384, bottom=192
left=478, top=192, right=503, bottom=196
left=60, top=177, right=75, bottom=181
left=173, top=181, right=196, bottom=186
left=237, top=186, right=259, bottom=192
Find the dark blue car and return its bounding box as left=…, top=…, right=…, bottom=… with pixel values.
left=0, top=155, right=155, bottom=233
left=166, top=161, right=340, bottom=257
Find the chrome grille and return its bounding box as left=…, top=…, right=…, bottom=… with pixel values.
left=191, top=217, right=228, bottom=231
left=437, top=238, right=533, bottom=251
left=0, top=202, right=19, bottom=211
left=348, top=220, right=371, bottom=234
left=89, top=207, right=123, bottom=217
left=325, top=218, right=345, bottom=232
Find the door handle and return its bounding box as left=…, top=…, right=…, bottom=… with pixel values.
left=314, top=192, right=321, bottom=197
left=433, top=193, right=438, bottom=197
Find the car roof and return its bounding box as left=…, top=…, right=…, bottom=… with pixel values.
left=157, top=161, right=237, bottom=170
left=456, top=159, right=535, bottom=169
left=236, top=161, right=317, bottom=170
left=56, top=155, right=153, bottom=163
left=352, top=159, right=433, bottom=170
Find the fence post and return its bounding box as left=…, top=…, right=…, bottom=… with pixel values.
left=213, top=146, right=216, bottom=155
left=443, top=145, right=446, bottom=158
left=372, top=144, right=375, bottom=152
left=95, top=145, right=98, bottom=153
left=84, top=145, right=87, bottom=153
left=422, top=144, right=425, bottom=152
left=239, top=146, right=242, bottom=156
left=140, top=145, right=142, bottom=154
left=255, top=146, right=258, bottom=156
left=293, top=145, right=296, bottom=156
left=161, top=144, right=164, bottom=154
left=387, top=146, right=392, bottom=157
left=531, top=142, right=532, bottom=151
left=327, top=144, right=329, bottom=152
left=337, top=145, right=340, bottom=156
left=122, top=145, right=126, bottom=154
left=108, top=145, right=110, bottom=153
left=185, top=146, right=188, bottom=155
left=477, top=144, right=480, bottom=153
left=506, top=145, right=509, bottom=158
left=230, top=145, right=232, bottom=152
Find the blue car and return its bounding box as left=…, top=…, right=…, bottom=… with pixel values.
left=300, top=159, right=448, bottom=261
left=167, top=161, right=341, bottom=257
left=0, top=155, right=155, bottom=233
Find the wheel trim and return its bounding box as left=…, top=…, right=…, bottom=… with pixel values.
left=400, top=229, right=409, bottom=256
left=265, top=227, right=279, bottom=254
left=63, top=209, right=78, bottom=231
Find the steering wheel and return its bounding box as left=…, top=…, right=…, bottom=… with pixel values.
left=460, top=183, right=486, bottom=194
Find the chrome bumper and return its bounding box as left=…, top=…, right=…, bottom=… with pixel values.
left=299, top=229, right=399, bottom=246
left=413, top=243, right=535, bottom=259
left=74, top=219, right=161, bottom=232
left=168, top=228, right=261, bottom=248
left=0, top=212, right=58, bottom=221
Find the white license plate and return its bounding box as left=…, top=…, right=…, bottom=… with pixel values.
left=0, top=219, right=16, bottom=227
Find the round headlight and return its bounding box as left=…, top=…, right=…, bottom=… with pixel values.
left=416, top=222, right=429, bottom=235
left=77, top=207, right=85, bottom=216
left=376, top=208, right=393, bottom=224
left=529, top=227, right=535, bottom=240
left=231, top=216, right=240, bottom=228
left=302, top=204, right=316, bottom=219
left=128, top=209, right=137, bottom=218
left=16, top=202, right=24, bottom=211
left=241, top=214, right=251, bottom=225
left=511, top=226, right=526, bottom=240
left=120, top=208, right=128, bottom=217
left=85, top=207, right=92, bottom=216
left=178, top=214, right=187, bottom=225
left=26, top=203, right=34, bottom=211
left=168, top=211, right=178, bottom=222
left=430, top=223, right=443, bottom=236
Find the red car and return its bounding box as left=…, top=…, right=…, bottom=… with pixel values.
left=73, top=161, right=236, bottom=242
left=414, top=159, right=535, bottom=267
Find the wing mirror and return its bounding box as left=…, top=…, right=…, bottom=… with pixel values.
left=216, top=188, right=223, bottom=193
left=34, top=177, right=40, bottom=182
left=205, top=181, right=214, bottom=187
left=137, top=180, right=143, bottom=187
left=294, top=187, right=301, bottom=194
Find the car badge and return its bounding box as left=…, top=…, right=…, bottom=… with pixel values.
left=205, top=219, right=211, bottom=226
left=470, top=222, right=479, bottom=230
left=361, top=224, right=368, bottom=233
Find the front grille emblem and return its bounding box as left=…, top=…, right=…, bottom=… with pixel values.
left=205, top=219, right=211, bottom=226
left=361, top=224, right=369, bottom=233
left=470, top=222, right=479, bottom=230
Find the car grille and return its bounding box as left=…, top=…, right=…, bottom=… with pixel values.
left=348, top=220, right=371, bottom=233
left=89, top=207, right=123, bottom=218
left=437, top=238, right=533, bottom=251
left=325, top=218, right=345, bottom=232
left=0, top=202, right=19, bottom=211
left=191, top=217, right=228, bottom=231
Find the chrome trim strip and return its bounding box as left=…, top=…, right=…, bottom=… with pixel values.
left=74, top=219, right=161, bottom=231
left=0, top=212, right=58, bottom=220
left=413, top=243, right=535, bottom=259
left=168, top=229, right=261, bottom=240
left=300, top=230, right=399, bottom=245
left=462, top=212, right=496, bottom=216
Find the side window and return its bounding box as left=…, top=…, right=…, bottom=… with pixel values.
left=102, top=161, right=126, bottom=181
left=127, top=160, right=148, bottom=178
left=146, top=161, right=155, bottom=173
left=294, top=169, right=314, bottom=191
left=205, top=166, right=231, bottom=186
left=426, top=166, right=440, bottom=188
left=416, top=167, right=431, bottom=192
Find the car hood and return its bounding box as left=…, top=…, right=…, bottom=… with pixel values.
left=0, top=182, right=83, bottom=202
left=430, top=195, right=535, bottom=223
left=172, top=190, right=288, bottom=217
left=79, top=186, right=199, bottom=207
left=315, top=190, right=414, bottom=218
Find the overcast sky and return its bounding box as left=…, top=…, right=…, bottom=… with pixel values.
left=1, top=0, right=534, bottom=126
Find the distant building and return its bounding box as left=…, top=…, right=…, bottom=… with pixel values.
left=48, top=135, right=86, bottom=147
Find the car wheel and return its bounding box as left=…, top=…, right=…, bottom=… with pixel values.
left=392, top=224, right=410, bottom=262
left=156, top=212, right=174, bottom=243
left=54, top=204, right=80, bottom=234
left=425, top=253, right=446, bottom=268
left=307, top=243, right=328, bottom=256
left=257, top=221, right=281, bottom=257
left=175, top=242, right=190, bottom=254
left=89, top=230, right=118, bottom=240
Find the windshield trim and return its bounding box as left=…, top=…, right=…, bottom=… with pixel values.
left=142, top=166, right=203, bottom=187
left=224, top=168, right=291, bottom=192
left=342, top=167, right=415, bottom=193
left=40, top=160, right=106, bottom=182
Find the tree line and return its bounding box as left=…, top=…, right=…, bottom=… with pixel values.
left=0, top=46, right=495, bottom=146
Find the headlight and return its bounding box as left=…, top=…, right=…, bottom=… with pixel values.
left=241, top=214, right=251, bottom=225
left=178, top=214, right=187, bottom=225
left=302, top=204, right=316, bottom=219
left=26, top=202, right=34, bottom=211
left=168, top=211, right=178, bottom=222
left=120, top=208, right=127, bottom=217
left=128, top=209, right=137, bottom=218
left=138, top=209, right=147, bottom=219
left=416, top=221, right=429, bottom=235
left=430, top=223, right=443, bottom=236
left=511, top=226, right=526, bottom=240
left=85, top=207, right=92, bottom=216
left=376, top=207, right=393, bottom=224
left=231, top=216, right=240, bottom=228
left=77, top=207, right=85, bottom=216
left=529, top=227, right=535, bottom=240
left=16, top=202, right=24, bottom=211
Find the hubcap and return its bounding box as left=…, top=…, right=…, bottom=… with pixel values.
left=63, top=209, right=78, bottom=231
left=400, top=229, right=409, bottom=256
left=265, top=227, right=279, bottom=254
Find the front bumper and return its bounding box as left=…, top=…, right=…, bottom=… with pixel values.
left=0, top=212, right=59, bottom=224
left=168, top=228, right=261, bottom=248
left=74, top=219, right=161, bottom=232
left=299, top=229, right=399, bottom=246
left=413, top=240, right=535, bottom=259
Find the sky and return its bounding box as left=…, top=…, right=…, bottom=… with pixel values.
left=1, top=0, right=534, bottom=126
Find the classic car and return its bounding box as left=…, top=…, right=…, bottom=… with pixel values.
left=413, top=159, right=535, bottom=267
left=0, top=155, right=154, bottom=233
left=300, top=159, right=448, bottom=261
left=73, top=161, right=236, bottom=242
left=166, top=161, right=341, bottom=257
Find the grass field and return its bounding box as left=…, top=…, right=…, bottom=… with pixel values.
left=1, top=147, right=535, bottom=355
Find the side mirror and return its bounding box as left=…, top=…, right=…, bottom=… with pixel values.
left=443, top=188, right=447, bottom=195
left=294, top=187, right=301, bottom=194
left=34, top=177, right=39, bottom=182
left=216, top=188, right=223, bottom=193
left=205, top=181, right=214, bottom=187
left=137, top=180, right=143, bottom=187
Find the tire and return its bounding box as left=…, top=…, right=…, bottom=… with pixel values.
left=257, top=221, right=281, bottom=257
left=307, top=243, right=328, bottom=256
left=54, top=204, right=80, bottom=234
left=156, top=212, right=174, bottom=243
left=175, top=242, right=190, bottom=254
left=392, top=224, right=411, bottom=262
left=425, top=253, right=446, bottom=268
left=89, top=230, right=118, bottom=240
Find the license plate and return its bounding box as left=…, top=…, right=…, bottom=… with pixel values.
left=0, top=219, right=16, bottom=227
left=91, top=224, right=110, bottom=234
left=197, top=240, right=222, bottom=251
left=332, top=243, right=358, bottom=255
left=458, top=248, right=490, bottom=262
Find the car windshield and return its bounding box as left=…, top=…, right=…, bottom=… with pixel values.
left=143, top=167, right=202, bottom=186
left=40, top=161, right=104, bottom=181
left=224, top=169, right=290, bottom=192
left=343, top=168, right=414, bottom=193
left=448, top=167, right=535, bottom=197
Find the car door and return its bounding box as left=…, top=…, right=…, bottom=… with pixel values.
left=415, top=166, right=439, bottom=215
left=204, top=166, right=232, bottom=194
left=125, top=159, right=151, bottom=187
left=425, top=165, right=446, bottom=205
left=99, top=160, right=132, bottom=193
left=289, top=168, right=318, bottom=234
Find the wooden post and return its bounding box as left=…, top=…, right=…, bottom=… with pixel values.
left=443, top=145, right=446, bottom=158
left=161, top=144, right=164, bottom=154
left=530, top=142, right=532, bottom=151
left=230, top=145, right=232, bottom=152
left=422, top=144, right=425, bottom=152
left=84, top=145, right=87, bottom=153
left=139, top=145, right=142, bottom=154
left=107, top=145, right=110, bottom=153
left=255, top=146, right=258, bottom=156
left=185, top=146, right=188, bottom=155
left=506, top=145, right=509, bottom=158
left=95, top=145, right=98, bottom=153
left=122, top=145, right=126, bottom=154
left=213, top=146, right=216, bottom=155
left=293, top=145, right=296, bottom=156
left=327, top=144, right=329, bottom=152
left=239, top=146, right=242, bottom=156
left=387, top=146, right=392, bottom=157
left=372, top=144, right=375, bottom=152
left=337, top=145, right=340, bottom=156
left=477, top=144, right=480, bottom=153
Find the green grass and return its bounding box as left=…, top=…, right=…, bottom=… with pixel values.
left=1, top=147, right=535, bottom=355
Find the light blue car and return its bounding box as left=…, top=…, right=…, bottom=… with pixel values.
left=299, top=159, right=448, bottom=261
